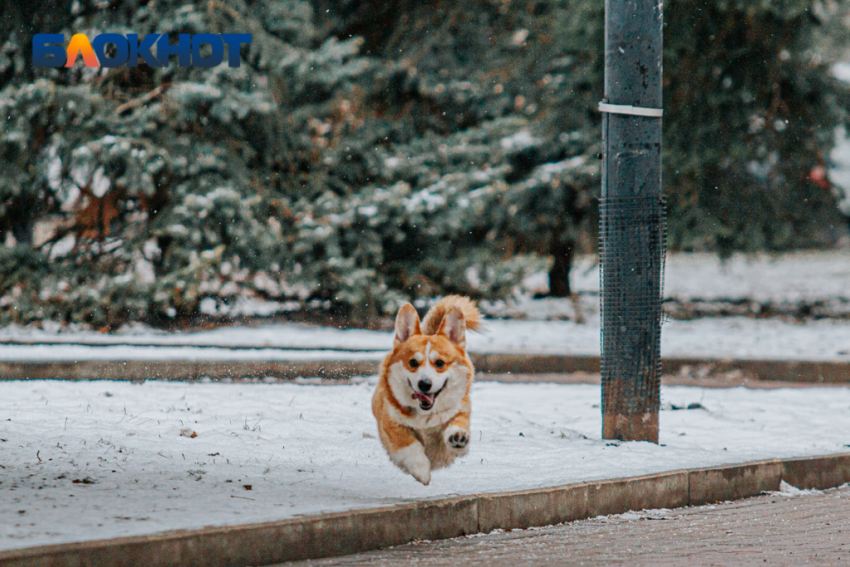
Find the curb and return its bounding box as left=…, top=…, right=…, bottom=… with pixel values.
left=2, top=453, right=849, bottom=567
left=1, top=355, right=848, bottom=383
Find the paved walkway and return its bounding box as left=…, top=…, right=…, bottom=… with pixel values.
left=286, top=485, right=850, bottom=566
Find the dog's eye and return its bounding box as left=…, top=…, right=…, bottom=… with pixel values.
left=409, top=359, right=420, bottom=368
left=435, top=359, right=445, bottom=369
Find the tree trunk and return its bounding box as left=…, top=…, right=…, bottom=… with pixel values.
left=548, top=238, right=573, bottom=297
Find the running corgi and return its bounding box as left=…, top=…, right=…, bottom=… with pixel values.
left=372, top=295, right=481, bottom=485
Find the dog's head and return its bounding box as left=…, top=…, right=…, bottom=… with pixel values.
left=385, top=303, right=472, bottom=413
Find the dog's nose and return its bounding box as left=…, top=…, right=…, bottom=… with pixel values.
left=418, top=379, right=432, bottom=393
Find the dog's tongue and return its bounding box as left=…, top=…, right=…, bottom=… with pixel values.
left=412, top=392, right=435, bottom=406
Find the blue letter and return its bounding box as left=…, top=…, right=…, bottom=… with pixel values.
left=192, top=34, right=224, bottom=68
left=33, top=34, right=66, bottom=68
left=127, top=34, right=162, bottom=67
left=221, top=34, right=252, bottom=67
left=91, top=34, right=129, bottom=68
left=156, top=34, right=191, bottom=67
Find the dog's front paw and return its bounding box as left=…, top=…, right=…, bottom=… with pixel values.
left=445, top=425, right=469, bottom=451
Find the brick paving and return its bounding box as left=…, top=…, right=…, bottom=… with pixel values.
left=286, top=485, right=850, bottom=566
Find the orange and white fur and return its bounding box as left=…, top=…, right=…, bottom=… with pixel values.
left=372, top=296, right=481, bottom=485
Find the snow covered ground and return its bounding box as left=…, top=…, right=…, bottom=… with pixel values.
left=2, top=379, right=850, bottom=551
left=1, top=251, right=849, bottom=364
left=0, top=316, right=849, bottom=362
left=571, top=251, right=850, bottom=303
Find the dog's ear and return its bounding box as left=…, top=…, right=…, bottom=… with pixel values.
left=438, top=305, right=466, bottom=348
left=394, top=303, right=421, bottom=345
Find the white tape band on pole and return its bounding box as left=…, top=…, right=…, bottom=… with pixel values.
left=598, top=101, right=663, bottom=118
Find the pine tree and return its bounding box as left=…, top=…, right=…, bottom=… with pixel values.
left=663, top=0, right=850, bottom=255
left=1, top=0, right=848, bottom=328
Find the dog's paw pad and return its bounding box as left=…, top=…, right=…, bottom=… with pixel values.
left=448, top=430, right=469, bottom=449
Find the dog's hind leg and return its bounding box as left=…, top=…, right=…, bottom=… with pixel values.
left=390, top=442, right=431, bottom=485
left=378, top=418, right=432, bottom=485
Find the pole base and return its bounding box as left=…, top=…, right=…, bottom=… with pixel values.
left=602, top=411, right=659, bottom=443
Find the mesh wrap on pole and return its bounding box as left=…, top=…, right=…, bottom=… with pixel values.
left=599, top=196, right=666, bottom=441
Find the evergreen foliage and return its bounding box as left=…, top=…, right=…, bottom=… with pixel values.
left=663, top=0, right=850, bottom=255
left=0, top=0, right=847, bottom=327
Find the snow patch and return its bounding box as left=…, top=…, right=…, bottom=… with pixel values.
left=500, top=129, right=538, bottom=150
left=1, top=381, right=849, bottom=551
left=769, top=480, right=825, bottom=497
left=91, top=166, right=111, bottom=198
left=2, top=316, right=850, bottom=361
left=134, top=258, right=155, bottom=284
left=49, top=234, right=76, bottom=259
